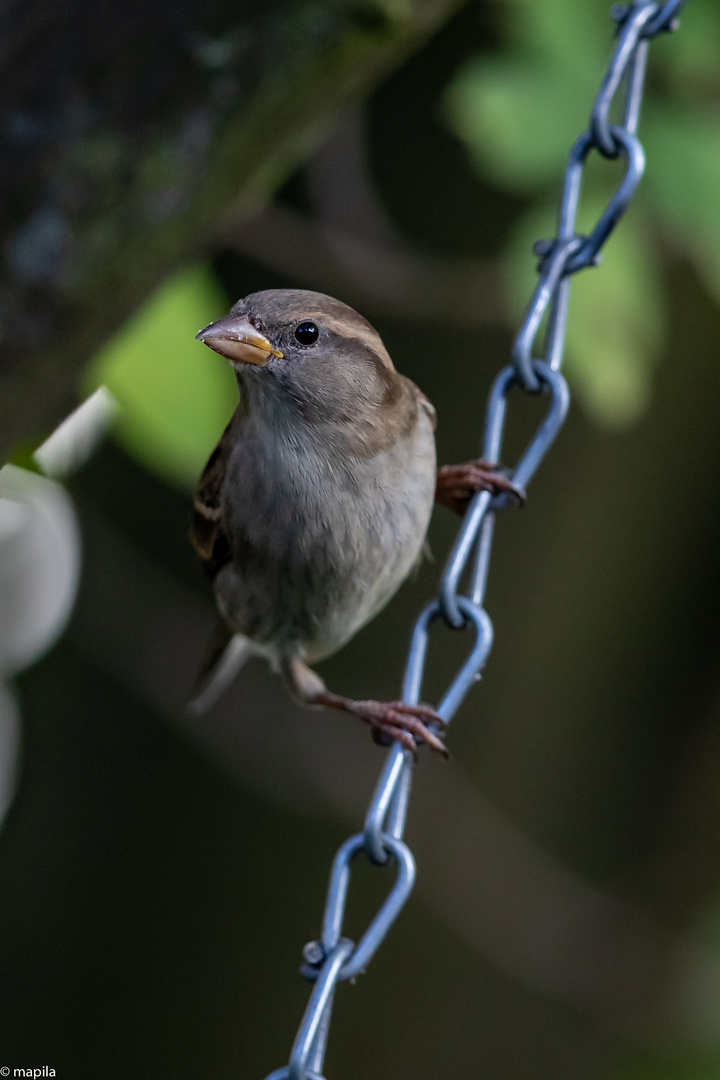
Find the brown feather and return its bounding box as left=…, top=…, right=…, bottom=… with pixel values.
left=416, top=389, right=437, bottom=430
left=190, top=408, right=242, bottom=578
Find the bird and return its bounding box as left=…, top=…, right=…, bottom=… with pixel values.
left=189, top=289, right=520, bottom=756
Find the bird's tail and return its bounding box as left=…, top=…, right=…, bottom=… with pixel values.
left=187, top=623, right=256, bottom=715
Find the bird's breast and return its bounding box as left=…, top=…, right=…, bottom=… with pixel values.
left=217, top=412, right=436, bottom=659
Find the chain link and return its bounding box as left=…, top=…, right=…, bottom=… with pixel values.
left=261, top=4, right=687, bottom=1076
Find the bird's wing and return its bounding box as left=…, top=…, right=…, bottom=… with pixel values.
left=416, top=387, right=437, bottom=430
left=190, top=408, right=242, bottom=578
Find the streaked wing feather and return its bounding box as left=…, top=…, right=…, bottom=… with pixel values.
left=190, top=407, right=241, bottom=578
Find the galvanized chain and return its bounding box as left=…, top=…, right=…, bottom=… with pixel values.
left=262, top=4, right=686, bottom=1077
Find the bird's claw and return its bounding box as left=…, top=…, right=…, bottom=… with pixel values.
left=349, top=699, right=448, bottom=758
left=435, top=459, right=525, bottom=516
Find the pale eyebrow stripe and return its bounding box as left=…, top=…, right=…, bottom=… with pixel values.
left=289, top=310, right=394, bottom=369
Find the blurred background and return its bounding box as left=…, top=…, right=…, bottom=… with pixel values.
left=3, top=0, right=720, bottom=1077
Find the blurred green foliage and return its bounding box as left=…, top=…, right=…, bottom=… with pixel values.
left=79, top=1, right=720, bottom=479
left=444, top=0, right=720, bottom=425
left=84, top=265, right=235, bottom=488
left=504, top=194, right=663, bottom=424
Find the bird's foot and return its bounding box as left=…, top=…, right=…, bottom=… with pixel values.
left=435, top=459, right=525, bottom=516
left=313, top=692, right=448, bottom=758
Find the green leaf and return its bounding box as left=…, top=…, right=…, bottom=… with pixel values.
left=505, top=196, right=664, bottom=426
left=643, top=105, right=720, bottom=306
left=442, top=0, right=609, bottom=191
left=442, top=0, right=720, bottom=429
left=443, top=57, right=591, bottom=191
left=502, top=0, right=609, bottom=75
left=83, top=265, right=235, bottom=488
left=659, top=0, right=720, bottom=101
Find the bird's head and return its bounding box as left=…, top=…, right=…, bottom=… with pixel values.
left=197, top=289, right=399, bottom=408
left=196, top=289, right=395, bottom=369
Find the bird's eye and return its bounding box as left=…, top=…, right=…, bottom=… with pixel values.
left=294, top=321, right=320, bottom=345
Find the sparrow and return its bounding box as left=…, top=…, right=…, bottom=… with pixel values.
left=189, top=289, right=520, bottom=756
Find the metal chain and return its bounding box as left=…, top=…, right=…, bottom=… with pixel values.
left=262, top=4, right=686, bottom=1077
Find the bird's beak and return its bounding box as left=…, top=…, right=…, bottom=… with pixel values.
left=195, top=316, right=283, bottom=366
